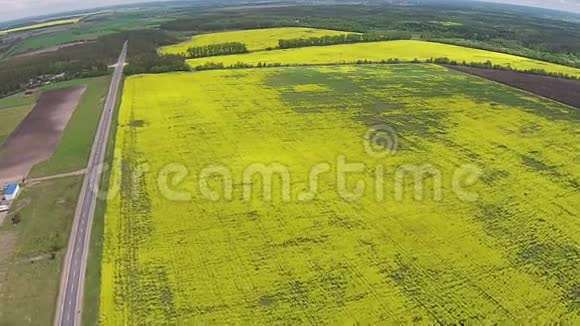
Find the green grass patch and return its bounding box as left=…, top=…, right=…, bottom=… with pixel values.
left=0, top=106, right=33, bottom=146
left=0, top=93, right=36, bottom=147
left=0, top=176, right=83, bottom=325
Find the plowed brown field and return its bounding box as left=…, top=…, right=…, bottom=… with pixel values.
left=0, top=86, right=86, bottom=183
left=446, top=65, right=580, bottom=108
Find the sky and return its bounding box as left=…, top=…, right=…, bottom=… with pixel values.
left=0, top=0, right=167, bottom=22
left=0, top=0, right=579, bottom=23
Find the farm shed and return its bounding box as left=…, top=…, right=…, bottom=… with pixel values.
left=3, top=183, right=20, bottom=201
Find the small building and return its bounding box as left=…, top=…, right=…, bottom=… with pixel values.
left=3, top=184, right=20, bottom=201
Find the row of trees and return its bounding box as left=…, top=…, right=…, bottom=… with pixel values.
left=186, top=42, right=248, bottom=59
left=193, top=61, right=281, bottom=71
left=439, top=58, right=579, bottom=80
left=125, top=54, right=189, bottom=75
left=123, top=30, right=189, bottom=75
left=278, top=32, right=412, bottom=49
left=192, top=57, right=579, bottom=80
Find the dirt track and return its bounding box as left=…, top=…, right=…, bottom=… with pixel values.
left=445, top=65, right=580, bottom=109
left=0, top=86, right=86, bottom=184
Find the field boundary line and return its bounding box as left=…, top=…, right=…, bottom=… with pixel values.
left=25, top=169, right=87, bottom=184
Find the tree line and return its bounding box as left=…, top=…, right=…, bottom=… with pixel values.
left=435, top=58, right=579, bottom=80
left=423, top=37, right=580, bottom=69
left=277, top=32, right=412, bottom=49
left=185, top=42, right=248, bottom=59
left=191, top=57, right=579, bottom=80
left=125, top=54, right=189, bottom=75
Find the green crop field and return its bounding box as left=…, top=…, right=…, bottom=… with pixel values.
left=100, top=64, right=579, bottom=324
left=0, top=94, right=35, bottom=146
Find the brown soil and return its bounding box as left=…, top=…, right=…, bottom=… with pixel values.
left=445, top=65, right=580, bottom=109
left=0, top=86, right=86, bottom=183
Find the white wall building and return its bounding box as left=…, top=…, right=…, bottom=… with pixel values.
left=3, top=183, right=20, bottom=201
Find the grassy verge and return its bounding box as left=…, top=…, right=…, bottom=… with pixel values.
left=0, top=92, right=35, bottom=110
left=0, top=93, right=36, bottom=146
left=0, top=106, right=33, bottom=146
left=29, top=76, right=111, bottom=178
left=0, top=176, right=83, bottom=325
left=82, top=77, right=124, bottom=326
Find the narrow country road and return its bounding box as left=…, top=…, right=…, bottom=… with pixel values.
left=54, top=41, right=127, bottom=326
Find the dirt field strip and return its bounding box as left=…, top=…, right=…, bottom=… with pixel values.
left=0, top=86, right=86, bottom=185
left=25, top=169, right=87, bottom=185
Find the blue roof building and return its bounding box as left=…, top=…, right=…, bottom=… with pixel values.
left=4, top=183, right=20, bottom=200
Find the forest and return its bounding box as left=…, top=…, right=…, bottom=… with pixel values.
left=278, top=32, right=412, bottom=49
left=0, top=30, right=188, bottom=97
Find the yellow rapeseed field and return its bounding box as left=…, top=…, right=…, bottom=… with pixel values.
left=160, top=27, right=355, bottom=54
left=101, top=64, right=579, bottom=324
left=187, top=40, right=580, bottom=77
left=0, top=18, right=80, bottom=35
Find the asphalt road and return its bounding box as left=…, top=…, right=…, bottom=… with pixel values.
left=54, top=41, right=127, bottom=326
